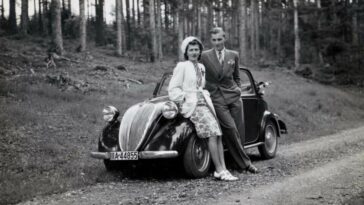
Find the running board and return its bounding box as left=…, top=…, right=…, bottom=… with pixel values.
left=244, top=142, right=264, bottom=149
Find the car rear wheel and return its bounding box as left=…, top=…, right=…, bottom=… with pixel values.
left=183, top=134, right=211, bottom=178
left=258, top=121, right=278, bottom=159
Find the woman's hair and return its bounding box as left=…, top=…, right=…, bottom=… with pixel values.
left=184, top=39, right=203, bottom=60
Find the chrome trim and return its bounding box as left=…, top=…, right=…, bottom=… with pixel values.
left=90, top=151, right=179, bottom=160
left=90, top=152, right=110, bottom=159
left=139, top=151, right=179, bottom=159
left=244, top=142, right=264, bottom=149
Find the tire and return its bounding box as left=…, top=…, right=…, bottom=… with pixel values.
left=183, top=134, right=211, bottom=178
left=258, top=121, right=278, bottom=159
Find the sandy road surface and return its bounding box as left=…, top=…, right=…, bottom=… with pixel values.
left=18, top=126, right=364, bottom=205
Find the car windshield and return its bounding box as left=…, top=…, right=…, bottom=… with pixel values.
left=155, top=70, right=255, bottom=97
left=156, top=74, right=171, bottom=97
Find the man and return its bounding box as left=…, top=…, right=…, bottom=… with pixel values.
left=200, top=27, right=258, bottom=173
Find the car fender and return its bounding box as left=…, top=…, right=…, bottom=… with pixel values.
left=143, top=116, right=195, bottom=154
left=259, top=111, right=282, bottom=140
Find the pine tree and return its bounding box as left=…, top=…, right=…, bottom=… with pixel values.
left=9, top=0, right=17, bottom=33
left=238, top=0, right=247, bottom=65
left=293, top=0, right=300, bottom=69
left=149, top=0, right=158, bottom=62
left=79, top=0, right=86, bottom=52
left=116, top=0, right=123, bottom=56
left=51, top=0, right=64, bottom=55
left=21, top=0, right=29, bottom=35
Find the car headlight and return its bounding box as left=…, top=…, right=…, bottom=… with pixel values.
left=102, top=106, right=119, bottom=122
left=162, top=101, right=178, bottom=119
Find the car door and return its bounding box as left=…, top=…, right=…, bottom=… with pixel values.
left=239, top=70, right=260, bottom=144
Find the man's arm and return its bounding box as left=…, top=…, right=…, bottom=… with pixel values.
left=233, top=52, right=241, bottom=87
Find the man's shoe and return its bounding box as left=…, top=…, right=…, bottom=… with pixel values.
left=246, top=165, right=259, bottom=174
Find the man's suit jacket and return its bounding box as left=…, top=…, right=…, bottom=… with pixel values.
left=200, top=49, right=241, bottom=105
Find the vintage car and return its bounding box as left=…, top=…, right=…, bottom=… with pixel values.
left=91, top=68, right=287, bottom=178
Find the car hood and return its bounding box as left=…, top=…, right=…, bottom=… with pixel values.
left=118, top=101, right=164, bottom=151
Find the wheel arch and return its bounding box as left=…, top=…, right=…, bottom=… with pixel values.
left=260, top=111, right=281, bottom=140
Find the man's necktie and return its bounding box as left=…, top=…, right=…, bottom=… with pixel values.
left=218, top=51, right=223, bottom=65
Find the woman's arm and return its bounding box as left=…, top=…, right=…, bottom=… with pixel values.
left=168, top=63, right=186, bottom=102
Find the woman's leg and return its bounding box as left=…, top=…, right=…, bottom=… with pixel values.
left=208, top=136, right=224, bottom=173
left=217, top=135, right=227, bottom=170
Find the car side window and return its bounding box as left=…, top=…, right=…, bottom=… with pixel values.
left=239, top=70, right=255, bottom=96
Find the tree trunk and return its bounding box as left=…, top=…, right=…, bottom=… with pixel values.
left=38, top=0, right=43, bottom=32
left=254, top=0, right=260, bottom=58
left=137, top=0, right=140, bottom=26
left=116, top=0, right=122, bottom=56
left=51, top=0, right=63, bottom=55
left=293, top=0, right=300, bottom=69
left=67, top=0, right=71, bottom=12
left=62, top=0, right=65, bottom=12
left=87, top=0, right=90, bottom=19
left=149, top=0, right=158, bottom=62
left=352, top=0, right=358, bottom=46
left=277, top=0, right=282, bottom=60
left=42, top=0, right=49, bottom=35
left=79, top=0, right=86, bottom=52
left=316, top=0, right=324, bottom=64
left=231, top=0, right=238, bottom=47
left=95, top=0, right=105, bottom=45
left=238, top=0, right=247, bottom=65
left=177, top=1, right=184, bottom=60
left=9, top=0, right=17, bottom=33
left=1, top=0, right=4, bottom=20
left=20, top=0, right=29, bottom=35
left=121, top=0, right=126, bottom=52
left=250, top=0, right=256, bottom=60
left=34, top=0, right=37, bottom=19
left=206, top=1, right=212, bottom=41
left=125, top=0, right=131, bottom=49
left=156, top=0, right=162, bottom=60
left=163, top=0, right=168, bottom=30
left=196, top=0, right=201, bottom=38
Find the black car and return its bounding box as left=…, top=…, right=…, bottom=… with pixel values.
left=91, top=68, right=287, bottom=178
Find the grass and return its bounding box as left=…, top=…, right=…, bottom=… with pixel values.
left=1, top=36, right=364, bottom=204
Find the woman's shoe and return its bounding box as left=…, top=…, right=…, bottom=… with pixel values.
left=220, top=170, right=238, bottom=181
left=213, top=171, right=224, bottom=179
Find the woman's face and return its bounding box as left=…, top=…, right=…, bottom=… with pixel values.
left=186, top=44, right=200, bottom=61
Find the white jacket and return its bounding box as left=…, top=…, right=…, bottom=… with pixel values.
left=168, top=61, right=217, bottom=118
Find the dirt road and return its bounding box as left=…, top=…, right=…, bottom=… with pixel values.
left=18, top=126, right=364, bottom=205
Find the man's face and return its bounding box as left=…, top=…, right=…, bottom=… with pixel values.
left=211, top=32, right=226, bottom=51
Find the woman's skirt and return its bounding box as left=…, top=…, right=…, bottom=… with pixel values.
left=190, top=94, right=222, bottom=138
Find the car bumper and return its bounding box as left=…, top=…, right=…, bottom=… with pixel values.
left=90, top=150, right=179, bottom=160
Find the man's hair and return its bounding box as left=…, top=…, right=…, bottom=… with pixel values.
left=210, top=27, right=225, bottom=37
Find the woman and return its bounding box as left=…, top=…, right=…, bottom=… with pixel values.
left=168, top=36, right=238, bottom=181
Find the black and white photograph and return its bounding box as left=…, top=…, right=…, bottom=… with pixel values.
left=0, top=0, right=363, bottom=204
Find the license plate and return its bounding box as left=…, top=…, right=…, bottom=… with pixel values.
left=110, top=151, right=139, bottom=160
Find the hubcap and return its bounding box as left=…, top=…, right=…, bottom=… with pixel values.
left=265, top=125, right=277, bottom=154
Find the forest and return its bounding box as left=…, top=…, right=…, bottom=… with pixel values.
left=0, top=0, right=363, bottom=85
left=1, top=1, right=364, bottom=204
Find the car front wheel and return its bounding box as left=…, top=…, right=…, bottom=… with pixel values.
left=258, top=121, right=278, bottom=159
left=183, top=134, right=211, bottom=178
